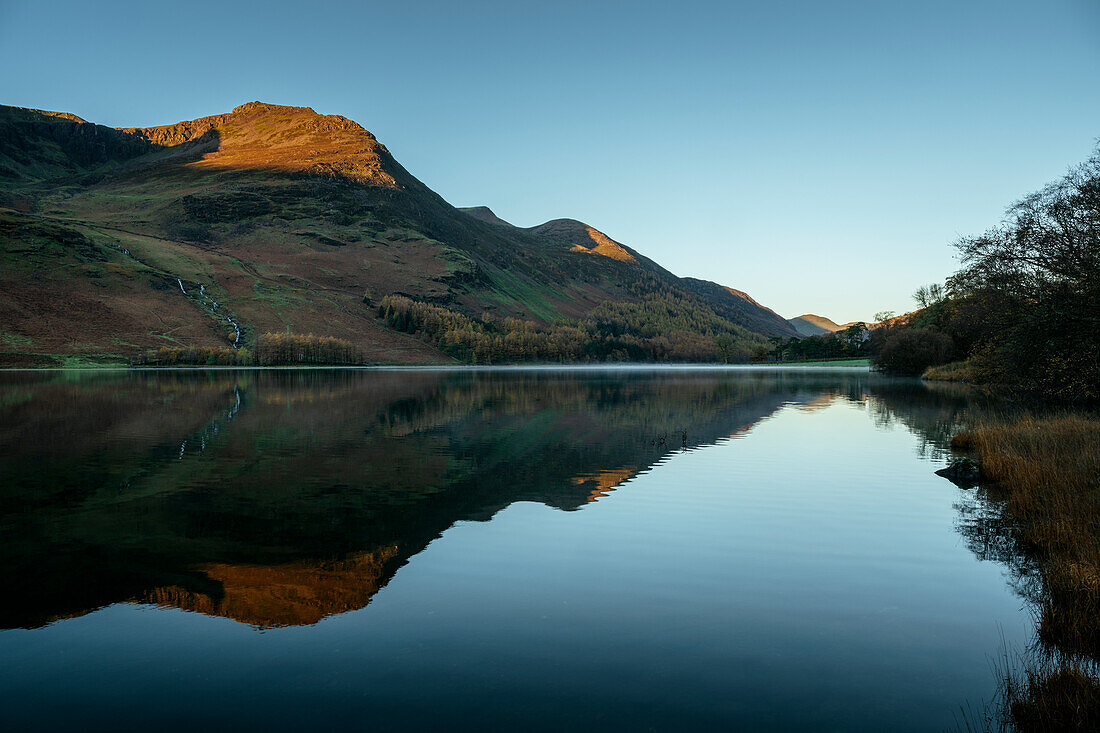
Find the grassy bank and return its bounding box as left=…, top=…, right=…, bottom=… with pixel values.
left=6, top=344, right=870, bottom=369
left=952, top=415, right=1100, bottom=730
left=923, top=359, right=974, bottom=382
left=770, top=357, right=870, bottom=367
left=0, top=351, right=129, bottom=369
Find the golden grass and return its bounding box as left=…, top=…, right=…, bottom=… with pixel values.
left=570, top=226, right=637, bottom=263
left=923, top=359, right=976, bottom=382
left=958, top=417, right=1100, bottom=587
left=1005, top=666, right=1100, bottom=732
left=956, top=415, right=1100, bottom=729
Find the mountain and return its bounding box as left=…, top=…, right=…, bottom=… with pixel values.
left=788, top=314, right=845, bottom=336
left=526, top=218, right=642, bottom=264
left=458, top=206, right=512, bottom=226
left=0, top=101, right=798, bottom=364
left=787, top=314, right=871, bottom=337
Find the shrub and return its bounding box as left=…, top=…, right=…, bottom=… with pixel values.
left=871, top=328, right=954, bottom=375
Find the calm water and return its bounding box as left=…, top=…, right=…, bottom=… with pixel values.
left=0, top=367, right=1031, bottom=731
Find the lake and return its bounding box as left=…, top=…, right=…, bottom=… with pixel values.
left=0, top=367, right=1031, bottom=731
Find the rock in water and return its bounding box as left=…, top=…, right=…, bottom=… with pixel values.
left=935, top=458, right=981, bottom=487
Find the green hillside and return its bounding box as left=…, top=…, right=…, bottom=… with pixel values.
left=0, top=102, right=797, bottom=365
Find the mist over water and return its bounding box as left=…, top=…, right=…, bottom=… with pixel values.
left=0, top=368, right=1032, bottom=731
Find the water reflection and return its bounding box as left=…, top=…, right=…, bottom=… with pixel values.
left=1, top=368, right=876, bottom=629
left=2, top=367, right=1050, bottom=731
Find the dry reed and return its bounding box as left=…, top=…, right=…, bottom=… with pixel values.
left=955, top=415, right=1100, bottom=730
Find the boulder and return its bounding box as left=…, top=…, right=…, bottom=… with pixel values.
left=935, top=458, right=981, bottom=487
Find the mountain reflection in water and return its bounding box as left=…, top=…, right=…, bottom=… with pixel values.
left=1, top=368, right=873, bottom=629
left=0, top=367, right=1040, bottom=732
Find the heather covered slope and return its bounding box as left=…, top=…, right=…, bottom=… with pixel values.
left=0, top=101, right=796, bottom=363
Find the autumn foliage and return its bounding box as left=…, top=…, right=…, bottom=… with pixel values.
left=378, top=291, right=768, bottom=364
left=253, top=333, right=360, bottom=365
left=132, top=346, right=249, bottom=366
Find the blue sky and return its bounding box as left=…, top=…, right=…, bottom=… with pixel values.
left=2, top=0, right=1097, bottom=322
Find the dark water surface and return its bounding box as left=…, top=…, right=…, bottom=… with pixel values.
left=0, top=367, right=1031, bottom=731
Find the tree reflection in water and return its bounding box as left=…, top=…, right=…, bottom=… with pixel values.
left=1, top=368, right=877, bottom=629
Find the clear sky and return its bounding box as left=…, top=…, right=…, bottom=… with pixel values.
left=2, top=1, right=1097, bottom=322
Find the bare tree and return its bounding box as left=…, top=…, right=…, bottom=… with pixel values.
left=913, top=283, right=944, bottom=308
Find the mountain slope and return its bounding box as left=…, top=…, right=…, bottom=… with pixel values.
left=527, top=219, right=642, bottom=265
left=0, top=105, right=157, bottom=182
left=682, top=279, right=798, bottom=341
left=788, top=314, right=845, bottom=336
left=0, top=101, right=796, bottom=363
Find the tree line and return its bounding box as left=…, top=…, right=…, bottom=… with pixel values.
left=132, top=346, right=250, bottom=366
left=378, top=287, right=770, bottom=364
left=134, top=333, right=360, bottom=366
left=766, top=323, right=869, bottom=362
left=869, top=146, right=1099, bottom=402
left=253, top=333, right=361, bottom=365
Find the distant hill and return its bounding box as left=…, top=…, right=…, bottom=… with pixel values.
left=788, top=314, right=844, bottom=336
left=0, top=101, right=797, bottom=363
left=787, top=314, right=872, bottom=337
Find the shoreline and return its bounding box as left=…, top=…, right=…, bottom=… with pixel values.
left=950, top=415, right=1100, bottom=729
left=0, top=362, right=874, bottom=373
